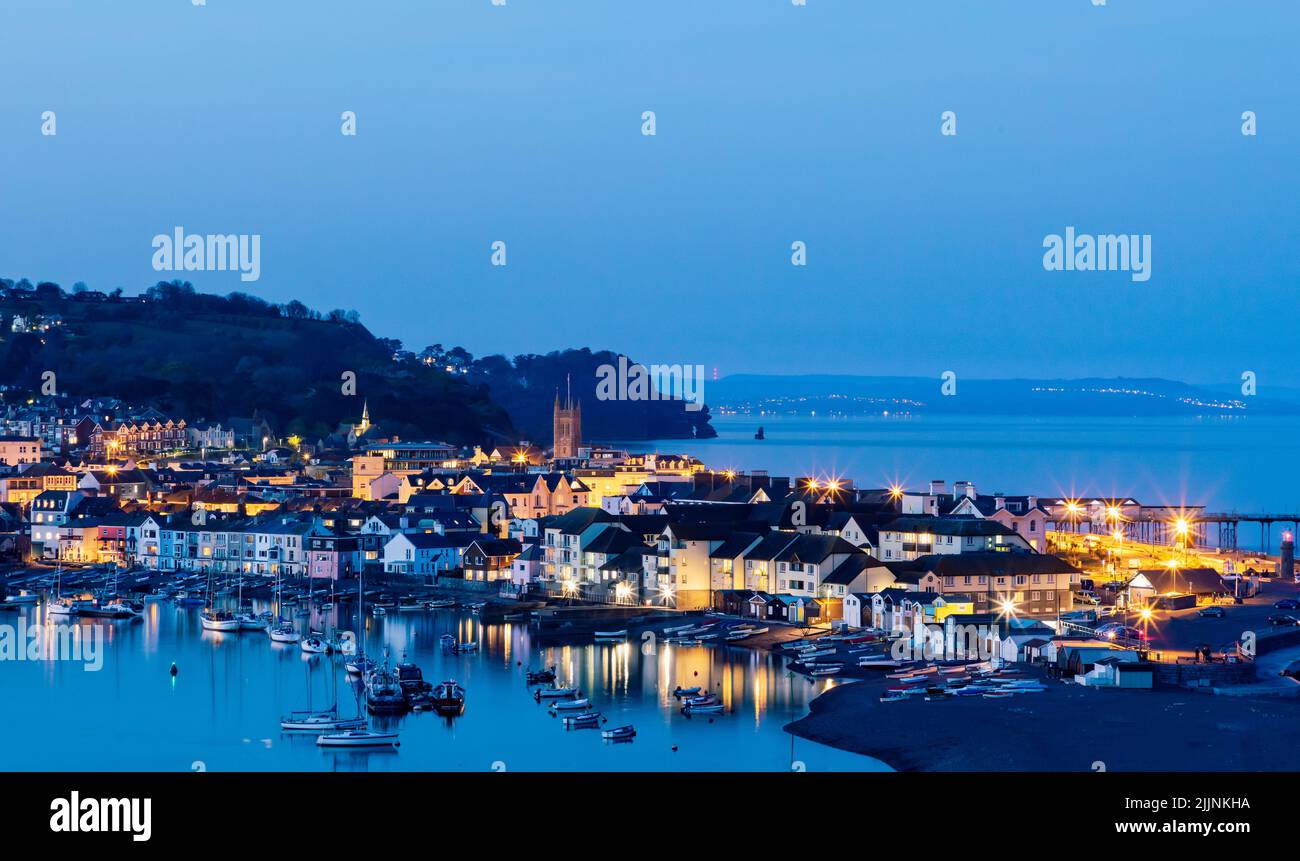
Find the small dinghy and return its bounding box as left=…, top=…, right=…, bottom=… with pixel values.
left=563, top=712, right=602, bottom=728
left=439, top=633, right=457, bottom=647
left=425, top=599, right=456, bottom=609
left=534, top=687, right=579, bottom=699
left=983, top=691, right=1014, bottom=699
left=662, top=623, right=694, bottom=634
left=879, top=691, right=909, bottom=703
left=371, top=606, right=387, bottom=617
left=316, top=729, right=400, bottom=748
left=527, top=667, right=557, bottom=684
left=593, top=629, right=628, bottom=640
left=672, top=685, right=701, bottom=698
left=345, top=656, right=377, bottom=676
left=550, top=698, right=592, bottom=711
left=452, top=641, right=479, bottom=654
left=809, top=664, right=842, bottom=676
left=683, top=702, right=724, bottom=714
left=602, top=725, right=636, bottom=741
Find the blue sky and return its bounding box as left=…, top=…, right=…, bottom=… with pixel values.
left=2, top=1, right=1297, bottom=388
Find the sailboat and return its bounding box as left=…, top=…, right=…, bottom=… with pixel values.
left=234, top=572, right=267, bottom=631
left=280, top=657, right=366, bottom=731
left=345, top=567, right=374, bottom=674
left=200, top=569, right=239, bottom=631
left=268, top=568, right=301, bottom=643
left=46, top=563, right=83, bottom=617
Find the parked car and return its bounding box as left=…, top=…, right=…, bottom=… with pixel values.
left=1273, top=599, right=1298, bottom=610
left=1267, top=614, right=1297, bottom=626
left=1198, top=606, right=1226, bottom=618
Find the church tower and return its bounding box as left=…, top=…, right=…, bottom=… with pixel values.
left=552, top=376, right=582, bottom=460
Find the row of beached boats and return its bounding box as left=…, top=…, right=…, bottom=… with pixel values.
left=659, top=620, right=769, bottom=647
left=878, top=663, right=1049, bottom=702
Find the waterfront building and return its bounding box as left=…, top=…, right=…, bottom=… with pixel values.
left=0, top=436, right=41, bottom=466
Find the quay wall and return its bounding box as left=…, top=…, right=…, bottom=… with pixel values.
left=1155, top=661, right=1255, bottom=689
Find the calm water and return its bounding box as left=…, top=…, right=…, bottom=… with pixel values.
left=0, top=602, right=880, bottom=772
left=635, top=414, right=1300, bottom=551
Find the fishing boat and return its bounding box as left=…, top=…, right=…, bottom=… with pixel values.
left=593, top=629, right=628, bottom=640
left=549, top=698, right=592, bottom=711
left=394, top=653, right=432, bottom=694
left=430, top=680, right=466, bottom=716
left=602, top=725, right=636, bottom=740
left=534, top=686, right=579, bottom=699
left=301, top=634, right=331, bottom=654
left=672, top=685, right=701, bottom=698
left=316, top=729, right=399, bottom=748
left=365, top=663, right=408, bottom=714
left=269, top=621, right=301, bottom=643
left=200, top=609, right=240, bottom=631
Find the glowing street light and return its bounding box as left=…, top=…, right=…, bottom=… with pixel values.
left=614, top=582, right=632, bottom=604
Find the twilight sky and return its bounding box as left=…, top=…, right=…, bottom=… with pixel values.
left=2, top=1, right=1298, bottom=388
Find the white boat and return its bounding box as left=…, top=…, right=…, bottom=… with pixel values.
left=237, top=612, right=270, bottom=631
left=269, top=622, right=301, bottom=644
left=809, top=664, right=842, bottom=676
left=662, top=623, right=695, bottom=634
left=593, top=629, right=628, bottom=639
left=550, top=698, right=592, bottom=711
left=858, top=656, right=903, bottom=668
left=200, top=609, right=240, bottom=631
left=280, top=713, right=368, bottom=732
left=562, top=712, right=602, bottom=726
left=602, top=725, right=636, bottom=740
left=301, top=635, right=331, bottom=654
left=534, top=687, right=579, bottom=699
left=798, top=647, right=836, bottom=660
left=425, top=599, right=456, bottom=609
left=316, top=729, right=399, bottom=748
left=99, top=600, right=142, bottom=619
left=672, top=686, right=701, bottom=697
left=683, top=702, right=724, bottom=714
left=345, top=656, right=376, bottom=675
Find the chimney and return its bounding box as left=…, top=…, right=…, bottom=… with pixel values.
left=994, top=494, right=1006, bottom=511
left=929, top=480, right=946, bottom=496
left=1028, top=495, right=1038, bottom=510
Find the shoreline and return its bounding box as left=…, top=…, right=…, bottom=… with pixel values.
left=784, top=673, right=1300, bottom=771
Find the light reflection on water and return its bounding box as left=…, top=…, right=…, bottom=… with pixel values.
left=0, top=602, right=885, bottom=772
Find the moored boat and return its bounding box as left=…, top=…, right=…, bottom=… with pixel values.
left=269, top=621, right=301, bottom=643
left=534, top=686, right=579, bottom=699
left=301, top=634, right=332, bottom=654
left=316, top=729, right=399, bottom=748
left=549, top=697, right=592, bottom=711
left=672, top=685, right=701, bottom=698
left=593, top=629, right=628, bottom=640
left=200, top=609, right=240, bottom=631
left=602, top=725, right=636, bottom=740
left=430, top=679, right=466, bottom=716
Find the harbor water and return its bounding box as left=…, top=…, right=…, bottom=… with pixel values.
left=0, top=602, right=885, bottom=772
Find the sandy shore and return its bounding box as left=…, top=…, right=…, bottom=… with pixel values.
left=785, top=673, right=1300, bottom=771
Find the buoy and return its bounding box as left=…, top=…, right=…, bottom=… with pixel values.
left=671, top=745, right=678, bottom=752
left=169, top=663, right=178, bottom=677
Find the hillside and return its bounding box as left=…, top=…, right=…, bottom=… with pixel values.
left=0, top=280, right=717, bottom=445
left=0, top=282, right=513, bottom=445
